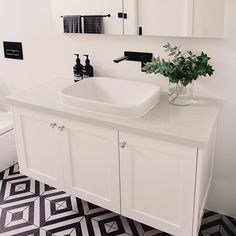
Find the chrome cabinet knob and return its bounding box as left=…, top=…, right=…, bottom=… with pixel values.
left=50, top=123, right=57, bottom=128
left=120, top=141, right=127, bottom=149
left=57, top=125, right=65, bottom=132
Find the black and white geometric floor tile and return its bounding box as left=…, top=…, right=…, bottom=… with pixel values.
left=199, top=210, right=236, bottom=236
left=0, top=164, right=236, bottom=236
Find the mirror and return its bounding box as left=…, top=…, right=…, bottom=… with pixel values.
left=133, top=0, right=225, bottom=38
left=50, top=0, right=124, bottom=35
left=50, top=0, right=225, bottom=38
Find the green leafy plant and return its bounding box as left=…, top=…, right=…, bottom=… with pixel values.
left=143, top=43, right=214, bottom=86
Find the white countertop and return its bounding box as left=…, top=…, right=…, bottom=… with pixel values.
left=7, top=77, right=221, bottom=148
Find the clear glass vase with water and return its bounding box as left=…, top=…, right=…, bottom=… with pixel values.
left=168, top=80, right=193, bottom=106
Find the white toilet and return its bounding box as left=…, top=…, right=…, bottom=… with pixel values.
left=0, top=81, right=17, bottom=172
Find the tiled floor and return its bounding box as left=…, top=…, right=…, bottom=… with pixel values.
left=0, top=164, right=235, bottom=236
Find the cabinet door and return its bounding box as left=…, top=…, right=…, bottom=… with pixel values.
left=124, top=0, right=225, bottom=38
left=13, top=109, right=65, bottom=190
left=119, top=132, right=197, bottom=236
left=136, top=0, right=190, bottom=37
left=62, top=120, right=120, bottom=213
left=192, top=0, right=225, bottom=38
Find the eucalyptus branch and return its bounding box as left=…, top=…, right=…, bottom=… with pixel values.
left=143, top=43, right=214, bottom=86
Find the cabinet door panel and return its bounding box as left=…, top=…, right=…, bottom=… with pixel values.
left=14, top=110, right=64, bottom=189
left=137, top=0, right=188, bottom=37
left=193, top=0, right=225, bottom=38
left=120, top=132, right=197, bottom=236
left=63, top=121, right=120, bottom=213
left=124, top=0, right=224, bottom=38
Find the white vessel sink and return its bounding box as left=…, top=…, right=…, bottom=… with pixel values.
left=59, top=77, right=161, bottom=118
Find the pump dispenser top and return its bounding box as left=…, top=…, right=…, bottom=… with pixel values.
left=73, top=54, right=84, bottom=82
left=83, top=54, right=94, bottom=78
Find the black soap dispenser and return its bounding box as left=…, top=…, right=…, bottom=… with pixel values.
left=73, top=54, right=84, bottom=82
left=83, top=55, right=94, bottom=78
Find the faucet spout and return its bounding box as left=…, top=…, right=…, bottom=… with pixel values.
left=113, top=55, right=129, bottom=63
left=113, top=51, right=153, bottom=71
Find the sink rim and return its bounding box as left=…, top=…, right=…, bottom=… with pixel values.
left=59, top=77, right=161, bottom=118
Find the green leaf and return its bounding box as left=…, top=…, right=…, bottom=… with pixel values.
left=143, top=43, right=214, bottom=84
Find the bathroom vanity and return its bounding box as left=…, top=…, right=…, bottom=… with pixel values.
left=7, top=77, right=221, bottom=236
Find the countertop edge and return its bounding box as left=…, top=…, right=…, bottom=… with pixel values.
left=7, top=97, right=218, bottom=149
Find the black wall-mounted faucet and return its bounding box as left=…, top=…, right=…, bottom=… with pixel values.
left=113, top=51, right=153, bottom=70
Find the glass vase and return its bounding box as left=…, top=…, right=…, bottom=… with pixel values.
left=168, top=80, right=193, bottom=106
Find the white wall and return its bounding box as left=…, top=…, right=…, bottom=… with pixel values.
left=0, top=0, right=236, bottom=217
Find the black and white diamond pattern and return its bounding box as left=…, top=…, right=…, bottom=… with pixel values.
left=199, top=210, right=236, bottom=236
left=0, top=164, right=236, bottom=236
left=0, top=163, right=20, bottom=180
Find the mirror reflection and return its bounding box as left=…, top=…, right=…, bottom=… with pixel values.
left=50, top=0, right=124, bottom=35
left=50, top=0, right=225, bottom=38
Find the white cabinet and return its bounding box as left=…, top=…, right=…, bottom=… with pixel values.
left=13, top=108, right=120, bottom=213
left=136, top=0, right=189, bottom=37
left=62, top=119, right=120, bottom=213
left=125, top=0, right=225, bottom=38
left=13, top=109, right=65, bottom=190
left=119, top=132, right=197, bottom=236
left=50, top=0, right=225, bottom=38
left=12, top=107, right=216, bottom=236
left=192, top=0, right=225, bottom=38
